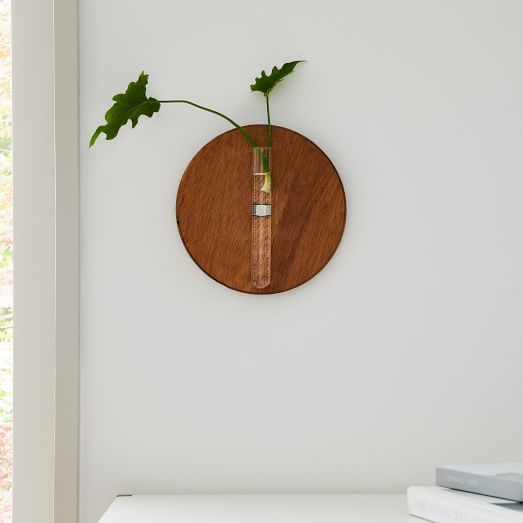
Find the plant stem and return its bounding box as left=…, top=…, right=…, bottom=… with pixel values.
left=157, top=99, right=258, bottom=149
left=258, top=147, right=271, bottom=193
left=265, top=94, right=272, bottom=147
left=156, top=99, right=271, bottom=192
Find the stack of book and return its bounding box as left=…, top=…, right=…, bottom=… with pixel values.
left=408, top=463, right=523, bottom=523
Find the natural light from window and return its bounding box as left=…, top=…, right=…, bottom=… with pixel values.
left=0, top=0, right=12, bottom=521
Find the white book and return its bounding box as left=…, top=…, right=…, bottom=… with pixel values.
left=407, top=486, right=523, bottom=523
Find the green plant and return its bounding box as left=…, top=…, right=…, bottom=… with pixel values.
left=90, top=60, right=305, bottom=192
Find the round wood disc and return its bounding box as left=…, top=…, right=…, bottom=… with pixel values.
left=176, top=125, right=346, bottom=294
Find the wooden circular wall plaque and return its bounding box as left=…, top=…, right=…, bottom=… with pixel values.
left=176, top=125, right=346, bottom=294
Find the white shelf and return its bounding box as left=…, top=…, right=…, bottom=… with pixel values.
left=99, top=493, right=421, bottom=522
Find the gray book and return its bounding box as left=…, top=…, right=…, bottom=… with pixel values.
left=436, top=463, right=523, bottom=502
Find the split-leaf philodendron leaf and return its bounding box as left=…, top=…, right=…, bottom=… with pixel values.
left=250, top=60, right=305, bottom=96
left=89, top=72, right=160, bottom=147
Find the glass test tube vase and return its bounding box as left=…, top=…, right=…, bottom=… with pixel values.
left=251, top=147, right=272, bottom=289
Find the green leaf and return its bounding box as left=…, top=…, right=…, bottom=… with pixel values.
left=250, top=60, right=305, bottom=96
left=89, top=72, right=161, bottom=147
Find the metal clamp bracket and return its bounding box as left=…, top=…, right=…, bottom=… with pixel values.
left=252, top=204, right=272, bottom=217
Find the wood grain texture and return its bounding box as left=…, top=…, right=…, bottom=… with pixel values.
left=176, top=125, right=346, bottom=294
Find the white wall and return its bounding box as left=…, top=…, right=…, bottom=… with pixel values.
left=80, top=1, right=523, bottom=521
